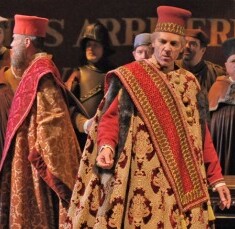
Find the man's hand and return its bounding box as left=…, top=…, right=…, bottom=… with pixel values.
left=96, top=147, right=114, bottom=169
left=216, top=185, right=231, bottom=210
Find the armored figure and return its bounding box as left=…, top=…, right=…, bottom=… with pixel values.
left=71, top=63, right=106, bottom=117
left=66, top=22, right=115, bottom=149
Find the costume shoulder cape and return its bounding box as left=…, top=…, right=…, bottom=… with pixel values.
left=106, top=60, right=209, bottom=213
left=0, top=56, right=64, bottom=171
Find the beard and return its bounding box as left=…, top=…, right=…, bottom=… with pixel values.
left=11, top=43, right=27, bottom=69
left=182, top=48, right=196, bottom=62
left=183, top=54, right=192, bottom=61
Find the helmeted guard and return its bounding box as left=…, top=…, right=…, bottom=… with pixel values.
left=65, top=22, right=115, bottom=149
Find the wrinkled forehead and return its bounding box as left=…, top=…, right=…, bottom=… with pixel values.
left=155, top=31, right=183, bottom=42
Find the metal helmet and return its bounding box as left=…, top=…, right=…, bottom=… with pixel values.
left=80, top=22, right=114, bottom=56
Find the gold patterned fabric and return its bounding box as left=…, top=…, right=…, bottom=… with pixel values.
left=65, top=60, right=211, bottom=228
left=114, top=60, right=209, bottom=213
left=0, top=56, right=81, bottom=228
left=0, top=67, right=15, bottom=158
left=155, top=22, right=185, bottom=36
left=65, top=108, right=210, bottom=229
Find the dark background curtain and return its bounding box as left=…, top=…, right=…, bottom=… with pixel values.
left=0, top=0, right=234, bottom=79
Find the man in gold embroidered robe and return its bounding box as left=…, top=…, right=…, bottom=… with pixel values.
left=0, top=15, right=84, bottom=228
left=65, top=6, right=231, bottom=229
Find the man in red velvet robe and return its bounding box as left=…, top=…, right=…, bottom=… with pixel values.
left=0, top=14, right=83, bottom=228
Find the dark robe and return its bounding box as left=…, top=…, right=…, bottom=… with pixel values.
left=208, top=75, right=235, bottom=175
left=176, top=59, right=225, bottom=93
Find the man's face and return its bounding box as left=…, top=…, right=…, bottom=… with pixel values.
left=152, top=32, right=184, bottom=68
left=10, top=34, right=27, bottom=69
left=225, top=54, right=235, bottom=78
left=133, top=45, right=153, bottom=61
left=85, top=40, right=104, bottom=64
left=182, top=36, right=205, bottom=64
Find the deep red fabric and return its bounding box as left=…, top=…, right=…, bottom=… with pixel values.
left=14, top=14, right=48, bottom=37
left=28, top=149, right=72, bottom=204
left=203, top=124, right=224, bottom=184
left=156, top=6, right=191, bottom=27
left=97, top=96, right=119, bottom=148
left=0, top=57, right=63, bottom=171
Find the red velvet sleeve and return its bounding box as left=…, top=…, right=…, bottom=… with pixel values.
left=203, top=124, right=224, bottom=185
left=97, top=95, right=119, bottom=149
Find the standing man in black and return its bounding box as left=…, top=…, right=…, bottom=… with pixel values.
left=176, top=28, right=225, bottom=93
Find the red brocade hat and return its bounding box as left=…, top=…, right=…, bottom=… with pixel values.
left=13, top=15, right=48, bottom=38
left=155, top=6, right=192, bottom=36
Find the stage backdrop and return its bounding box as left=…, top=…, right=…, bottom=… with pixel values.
left=0, top=0, right=234, bottom=80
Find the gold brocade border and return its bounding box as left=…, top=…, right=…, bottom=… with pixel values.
left=155, top=22, right=185, bottom=36
left=115, top=61, right=207, bottom=212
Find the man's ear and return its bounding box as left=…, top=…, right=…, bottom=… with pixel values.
left=201, top=47, right=206, bottom=55
left=24, top=37, right=31, bottom=47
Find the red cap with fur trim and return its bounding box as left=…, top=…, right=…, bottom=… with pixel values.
left=13, top=14, right=48, bottom=37
left=155, top=6, right=192, bottom=35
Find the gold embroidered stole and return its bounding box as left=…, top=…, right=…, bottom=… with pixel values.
left=109, top=60, right=208, bottom=212
left=0, top=56, right=63, bottom=171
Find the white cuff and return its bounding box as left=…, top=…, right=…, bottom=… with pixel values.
left=212, top=182, right=226, bottom=192
left=83, top=120, right=89, bottom=134
left=99, top=144, right=114, bottom=155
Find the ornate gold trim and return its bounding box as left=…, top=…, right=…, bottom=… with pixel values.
left=115, top=61, right=208, bottom=212
left=155, top=22, right=185, bottom=36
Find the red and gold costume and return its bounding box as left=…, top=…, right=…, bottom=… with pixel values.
left=0, top=54, right=81, bottom=228
left=65, top=58, right=223, bottom=228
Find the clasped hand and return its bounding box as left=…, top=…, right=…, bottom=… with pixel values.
left=96, top=147, right=114, bottom=169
